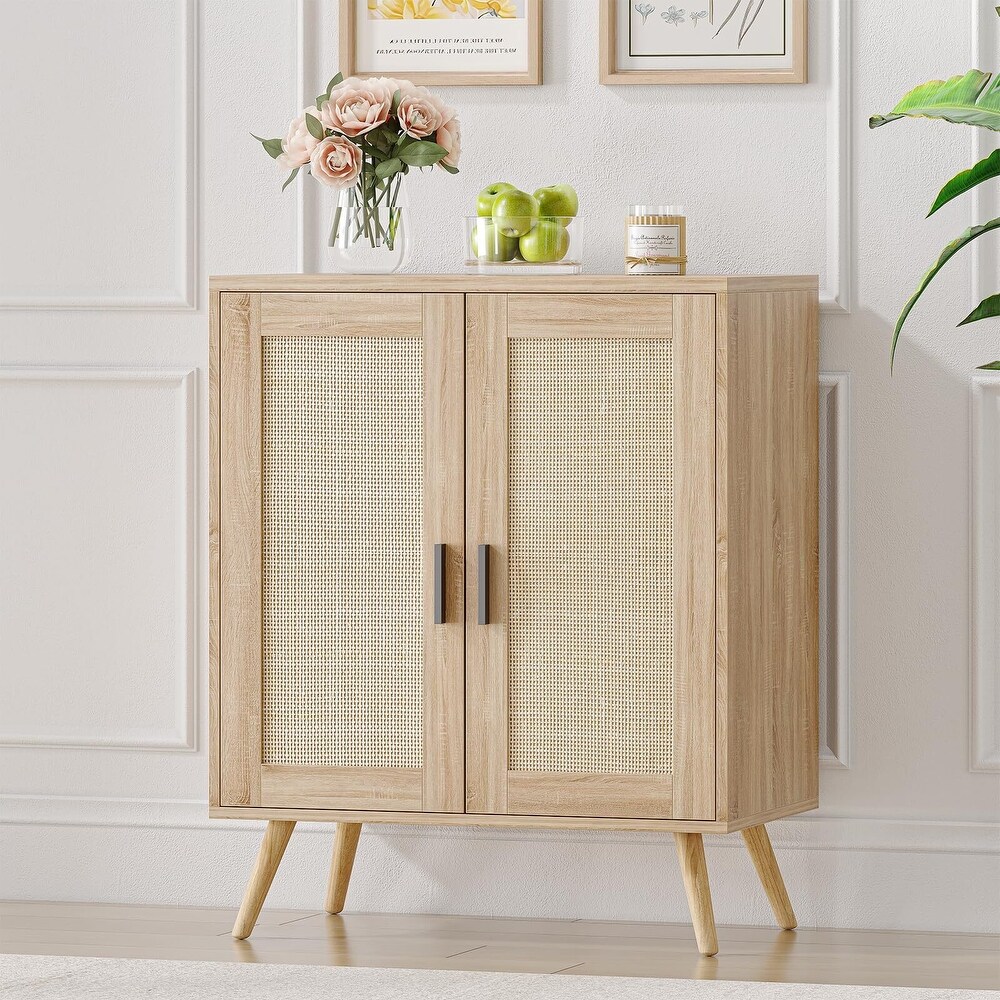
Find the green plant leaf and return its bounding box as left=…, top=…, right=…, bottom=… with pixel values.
left=870, top=70, right=1000, bottom=131
left=316, top=93, right=329, bottom=109
left=281, top=166, right=300, bottom=192
left=978, top=360, right=1000, bottom=369
left=251, top=133, right=285, bottom=159
left=959, top=292, right=1000, bottom=325
left=391, top=88, right=402, bottom=114
left=440, top=163, right=459, bottom=175
left=305, top=113, right=325, bottom=140
left=375, top=157, right=403, bottom=180
left=398, top=140, right=448, bottom=166
left=891, top=218, right=1000, bottom=369
left=327, top=72, right=343, bottom=93
left=928, top=150, right=1000, bottom=216
left=395, top=132, right=417, bottom=150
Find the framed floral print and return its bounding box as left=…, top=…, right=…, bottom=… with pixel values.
left=600, top=0, right=806, bottom=84
left=340, top=0, right=542, bottom=86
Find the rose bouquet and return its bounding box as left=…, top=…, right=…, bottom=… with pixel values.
left=254, top=72, right=460, bottom=269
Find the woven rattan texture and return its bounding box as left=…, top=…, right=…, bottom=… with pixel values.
left=507, top=338, right=674, bottom=775
left=261, top=336, right=424, bottom=769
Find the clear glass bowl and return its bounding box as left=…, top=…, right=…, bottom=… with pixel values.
left=464, top=216, right=582, bottom=274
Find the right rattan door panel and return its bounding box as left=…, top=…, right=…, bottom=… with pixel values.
left=465, top=293, right=716, bottom=821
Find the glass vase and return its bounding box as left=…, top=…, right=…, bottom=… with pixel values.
left=328, top=176, right=408, bottom=275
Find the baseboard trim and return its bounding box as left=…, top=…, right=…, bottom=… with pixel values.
left=2, top=795, right=997, bottom=857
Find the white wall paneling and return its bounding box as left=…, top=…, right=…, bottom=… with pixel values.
left=972, top=374, right=1000, bottom=772
left=0, top=0, right=197, bottom=310
left=819, top=373, right=852, bottom=769
left=0, top=368, right=197, bottom=751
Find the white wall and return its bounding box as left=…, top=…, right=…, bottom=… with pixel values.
left=1, top=0, right=998, bottom=934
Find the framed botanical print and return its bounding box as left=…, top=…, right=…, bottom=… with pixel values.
left=600, top=0, right=806, bottom=84
left=340, top=0, right=542, bottom=86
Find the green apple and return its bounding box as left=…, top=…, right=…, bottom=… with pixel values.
left=476, top=182, right=517, bottom=218
left=518, top=219, right=570, bottom=264
left=492, top=190, right=539, bottom=238
left=533, top=184, right=579, bottom=221
left=471, top=220, right=519, bottom=262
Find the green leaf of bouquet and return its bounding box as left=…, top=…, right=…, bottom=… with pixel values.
left=890, top=218, right=1000, bottom=369
left=327, top=72, right=343, bottom=93
left=398, top=140, right=448, bottom=166
left=251, top=134, right=285, bottom=159
left=391, top=88, right=402, bottom=114
left=305, top=114, right=325, bottom=140
left=316, top=94, right=329, bottom=109
left=870, top=70, right=1000, bottom=131
left=440, top=163, right=459, bottom=175
left=978, top=360, right=1000, bottom=369
left=928, top=150, right=1000, bottom=216
left=281, top=166, right=300, bottom=192
left=959, top=292, right=1000, bottom=326
left=375, top=157, right=403, bottom=180
left=394, top=132, right=417, bottom=150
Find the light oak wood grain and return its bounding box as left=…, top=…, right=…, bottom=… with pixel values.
left=742, top=824, right=797, bottom=930
left=675, top=832, right=718, bottom=957
left=232, top=820, right=295, bottom=939
left=599, top=0, right=807, bottom=85
left=260, top=293, right=422, bottom=338
left=325, top=823, right=363, bottom=915
left=464, top=293, right=509, bottom=815
left=671, top=295, right=717, bottom=821
left=507, top=293, right=671, bottom=338
left=716, top=290, right=819, bottom=824
left=208, top=288, right=221, bottom=809
left=339, top=0, right=542, bottom=86
left=507, top=773, right=672, bottom=819
left=421, top=294, right=466, bottom=814
left=260, top=767, right=422, bottom=812
left=219, top=292, right=262, bottom=807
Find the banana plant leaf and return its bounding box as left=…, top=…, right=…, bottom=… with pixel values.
left=891, top=218, right=1000, bottom=369
left=979, top=361, right=1000, bottom=370
left=928, top=150, right=1000, bottom=216
left=870, top=70, right=1000, bottom=131
left=960, top=292, right=1000, bottom=326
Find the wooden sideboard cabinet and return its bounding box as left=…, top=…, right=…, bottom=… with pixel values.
left=210, top=275, right=819, bottom=955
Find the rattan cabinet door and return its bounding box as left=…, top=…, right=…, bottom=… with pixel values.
left=218, top=292, right=464, bottom=813
left=465, top=293, right=716, bottom=821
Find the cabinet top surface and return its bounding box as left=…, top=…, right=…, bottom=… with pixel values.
left=210, top=274, right=818, bottom=295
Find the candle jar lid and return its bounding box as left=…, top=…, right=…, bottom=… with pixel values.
left=631, top=204, right=685, bottom=216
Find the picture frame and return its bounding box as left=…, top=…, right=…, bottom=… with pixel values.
left=340, top=0, right=542, bottom=87
left=600, top=0, right=807, bottom=85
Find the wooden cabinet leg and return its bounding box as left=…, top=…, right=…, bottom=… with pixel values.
left=232, top=820, right=296, bottom=940
left=742, top=824, right=797, bottom=930
left=325, top=822, right=363, bottom=915
left=674, top=832, right=719, bottom=957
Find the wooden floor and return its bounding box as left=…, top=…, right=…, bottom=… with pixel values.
left=1, top=902, right=998, bottom=991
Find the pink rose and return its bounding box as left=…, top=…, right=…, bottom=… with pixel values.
left=277, top=106, right=321, bottom=171
left=435, top=112, right=461, bottom=169
left=309, top=136, right=362, bottom=188
left=320, top=77, right=392, bottom=137
left=397, top=89, right=444, bottom=139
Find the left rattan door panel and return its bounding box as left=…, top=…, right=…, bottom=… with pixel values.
left=218, top=291, right=464, bottom=812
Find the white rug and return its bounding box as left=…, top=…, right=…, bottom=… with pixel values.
left=0, top=955, right=993, bottom=1000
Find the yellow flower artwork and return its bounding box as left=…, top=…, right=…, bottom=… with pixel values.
left=370, top=0, right=521, bottom=18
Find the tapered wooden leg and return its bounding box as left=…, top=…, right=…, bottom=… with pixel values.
left=325, top=822, right=362, bottom=915
left=675, top=832, right=719, bottom=957
left=232, top=820, right=296, bottom=940
left=742, top=824, right=797, bottom=930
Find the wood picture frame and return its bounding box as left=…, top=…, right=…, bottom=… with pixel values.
left=600, top=0, right=807, bottom=85
left=340, top=0, right=543, bottom=87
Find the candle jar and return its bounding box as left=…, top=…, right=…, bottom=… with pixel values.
left=626, top=205, right=687, bottom=276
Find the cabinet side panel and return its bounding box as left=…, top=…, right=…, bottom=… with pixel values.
left=209, top=288, right=221, bottom=807
left=465, top=294, right=509, bottom=814
left=423, top=293, right=466, bottom=813
left=722, top=290, right=819, bottom=822
left=219, top=292, right=262, bottom=807
left=672, top=295, right=717, bottom=820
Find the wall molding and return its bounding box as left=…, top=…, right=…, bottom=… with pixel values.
left=1, top=795, right=997, bottom=857
left=299, top=1, right=852, bottom=312
left=0, top=0, right=197, bottom=311
left=0, top=367, right=198, bottom=752
left=971, top=373, right=1000, bottom=771
left=819, top=373, right=852, bottom=768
